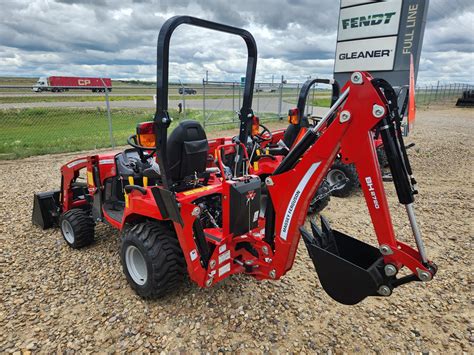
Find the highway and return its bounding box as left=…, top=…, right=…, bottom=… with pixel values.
left=0, top=97, right=328, bottom=116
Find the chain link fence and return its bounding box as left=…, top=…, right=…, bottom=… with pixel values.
left=0, top=80, right=471, bottom=160
left=414, top=83, right=473, bottom=107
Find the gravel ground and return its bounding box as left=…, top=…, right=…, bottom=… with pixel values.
left=1, top=107, right=472, bottom=353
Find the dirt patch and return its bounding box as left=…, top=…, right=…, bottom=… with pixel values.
left=0, top=107, right=472, bottom=352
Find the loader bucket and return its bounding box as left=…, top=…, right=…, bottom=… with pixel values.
left=32, top=190, right=61, bottom=229
left=301, top=216, right=387, bottom=305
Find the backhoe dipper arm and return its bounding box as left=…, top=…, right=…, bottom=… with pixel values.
left=264, top=72, right=436, bottom=304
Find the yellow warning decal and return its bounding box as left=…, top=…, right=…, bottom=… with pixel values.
left=182, top=185, right=215, bottom=196
left=86, top=171, right=94, bottom=186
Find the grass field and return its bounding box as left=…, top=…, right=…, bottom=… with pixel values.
left=0, top=107, right=279, bottom=159
left=0, top=77, right=328, bottom=159
left=284, top=96, right=332, bottom=108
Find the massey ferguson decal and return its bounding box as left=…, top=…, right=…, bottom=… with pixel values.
left=281, top=162, right=321, bottom=240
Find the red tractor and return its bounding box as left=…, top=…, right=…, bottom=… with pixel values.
left=33, top=16, right=435, bottom=305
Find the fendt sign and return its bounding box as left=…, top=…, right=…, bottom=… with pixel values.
left=334, top=0, right=429, bottom=88
left=341, top=12, right=397, bottom=30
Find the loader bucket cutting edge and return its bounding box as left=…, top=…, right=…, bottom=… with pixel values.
left=301, top=216, right=387, bottom=305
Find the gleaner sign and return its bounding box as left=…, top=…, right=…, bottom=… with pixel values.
left=339, top=49, right=391, bottom=60
left=334, top=0, right=429, bottom=88
left=341, top=12, right=397, bottom=29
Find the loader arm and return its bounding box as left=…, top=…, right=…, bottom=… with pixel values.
left=264, top=71, right=436, bottom=304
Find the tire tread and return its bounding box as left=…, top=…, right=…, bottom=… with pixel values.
left=60, top=209, right=95, bottom=249
left=122, top=222, right=186, bottom=298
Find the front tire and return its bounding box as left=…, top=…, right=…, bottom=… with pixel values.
left=60, top=209, right=95, bottom=249
left=121, top=222, right=186, bottom=298
left=328, top=161, right=359, bottom=198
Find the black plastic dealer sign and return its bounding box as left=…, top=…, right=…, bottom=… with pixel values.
left=334, top=0, right=429, bottom=88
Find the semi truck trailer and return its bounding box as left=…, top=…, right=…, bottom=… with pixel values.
left=32, top=76, right=112, bottom=92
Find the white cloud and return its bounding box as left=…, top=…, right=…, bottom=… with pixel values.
left=0, top=0, right=472, bottom=84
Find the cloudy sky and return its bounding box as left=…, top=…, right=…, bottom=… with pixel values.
left=0, top=0, right=473, bottom=84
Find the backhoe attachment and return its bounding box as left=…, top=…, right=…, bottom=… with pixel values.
left=264, top=71, right=436, bottom=305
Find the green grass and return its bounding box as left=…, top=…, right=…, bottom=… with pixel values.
left=0, top=107, right=278, bottom=159
left=308, top=97, right=331, bottom=107
left=284, top=96, right=332, bottom=108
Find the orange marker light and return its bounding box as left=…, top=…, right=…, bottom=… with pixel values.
left=251, top=115, right=260, bottom=136
left=288, top=108, right=299, bottom=125
left=136, top=121, right=155, bottom=148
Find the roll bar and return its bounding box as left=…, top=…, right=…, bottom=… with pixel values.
left=296, top=78, right=340, bottom=126
left=154, top=16, right=258, bottom=189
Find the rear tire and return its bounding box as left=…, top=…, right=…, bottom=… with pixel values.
left=328, top=161, right=359, bottom=198
left=60, top=209, right=95, bottom=249
left=121, top=222, right=186, bottom=298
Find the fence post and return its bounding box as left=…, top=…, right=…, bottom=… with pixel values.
left=256, top=83, right=260, bottom=115
left=278, top=76, right=283, bottom=119
left=238, top=84, right=241, bottom=110
left=100, top=78, right=115, bottom=148
left=428, top=85, right=434, bottom=105
left=179, top=81, right=186, bottom=120
left=232, top=82, right=235, bottom=114
left=434, top=80, right=440, bottom=101
left=202, top=79, right=206, bottom=128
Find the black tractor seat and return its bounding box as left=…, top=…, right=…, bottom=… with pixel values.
left=113, top=121, right=210, bottom=191
left=167, top=120, right=209, bottom=186
left=115, top=149, right=143, bottom=178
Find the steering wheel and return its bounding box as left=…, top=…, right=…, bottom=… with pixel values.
left=127, top=134, right=156, bottom=163
left=254, top=123, right=273, bottom=143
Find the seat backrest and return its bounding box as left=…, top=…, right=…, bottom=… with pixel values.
left=167, top=120, right=209, bottom=182
left=115, top=149, right=141, bottom=177
left=282, top=124, right=301, bottom=148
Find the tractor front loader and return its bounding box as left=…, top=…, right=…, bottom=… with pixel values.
left=33, top=16, right=436, bottom=305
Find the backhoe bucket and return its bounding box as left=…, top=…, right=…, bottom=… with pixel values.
left=301, top=216, right=387, bottom=305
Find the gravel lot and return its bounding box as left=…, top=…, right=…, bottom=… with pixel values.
left=1, top=107, right=472, bottom=353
